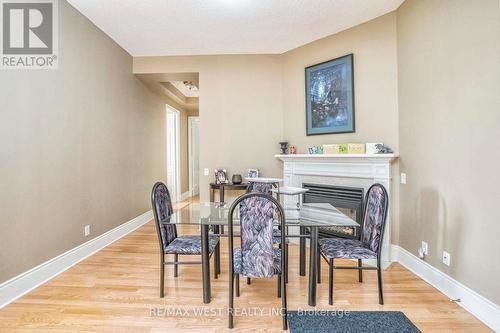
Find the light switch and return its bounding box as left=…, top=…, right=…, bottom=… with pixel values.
left=204, top=168, right=210, bottom=176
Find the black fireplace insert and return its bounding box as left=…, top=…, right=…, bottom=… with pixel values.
left=302, top=183, right=364, bottom=239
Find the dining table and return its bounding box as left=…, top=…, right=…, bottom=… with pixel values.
left=168, top=201, right=359, bottom=306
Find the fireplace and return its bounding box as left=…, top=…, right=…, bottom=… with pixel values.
left=276, top=153, right=397, bottom=266
left=303, top=183, right=364, bottom=239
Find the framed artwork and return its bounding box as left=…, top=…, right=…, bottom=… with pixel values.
left=305, top=54, right=355, bottom=135
left=247, top=169, right=259, bottom=178
left=214, top=169, right=228, bottom=184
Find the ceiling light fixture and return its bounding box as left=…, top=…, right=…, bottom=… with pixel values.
left=183, top=81, right=198, bottom=91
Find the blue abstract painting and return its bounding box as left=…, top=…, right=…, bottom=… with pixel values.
left=305, top=54, right=354, bottom=135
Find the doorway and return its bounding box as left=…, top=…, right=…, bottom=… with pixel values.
left=166, top=106, right=181, bottom=202
left=189, top=116, right=200, bottom=196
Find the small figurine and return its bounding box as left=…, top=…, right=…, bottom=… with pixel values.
left=289, top=145, right=297, bottom=154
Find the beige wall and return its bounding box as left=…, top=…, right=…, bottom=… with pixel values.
left=281, top=12, right=399, bottom=154
left=134, top=55, right=284, bottom=202
left=397, top=0, right=500, bottom=304
left=281, top=12, right=400, bottom=243
left=0, top=1, right=165, bottom=282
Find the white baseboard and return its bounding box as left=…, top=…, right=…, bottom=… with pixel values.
left=391, top=245, right=500, bottom=332
left=0, top=210, right=153, bottom=309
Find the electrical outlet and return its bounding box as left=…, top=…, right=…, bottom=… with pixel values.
left=400, top=173, right=407, bottom=184
left=84, top=225, right=91, bottom=237
left=421, top=241, right=429, bottom=256
left=204, top=168, right=210, bottom=176
left=442, top=251, right=451, bottom=266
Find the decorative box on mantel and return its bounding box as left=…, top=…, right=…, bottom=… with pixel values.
left=275, top=153, right=398, bottom=267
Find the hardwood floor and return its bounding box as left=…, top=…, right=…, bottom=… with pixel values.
left=0, top=197, right=491, bottom=332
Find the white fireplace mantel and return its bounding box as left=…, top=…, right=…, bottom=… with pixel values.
left=276, top=154, right=397, bottom=181
left=275, top=153, right=398, bottom=266
left=275, top=153, right=397, bottom=162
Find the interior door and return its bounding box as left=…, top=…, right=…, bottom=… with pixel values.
left=189, top=117, right=200, bottom=196
left=166, top=107, right=180, bottom=202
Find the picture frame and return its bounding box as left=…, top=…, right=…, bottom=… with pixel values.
left=305, top=54, right=355, bottom=136
left=247, top=169, right=259, bottom=178
left=214, top=169, right=228, bottom=184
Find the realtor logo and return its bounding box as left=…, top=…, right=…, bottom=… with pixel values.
left=1, top=0, right=58, bottom=69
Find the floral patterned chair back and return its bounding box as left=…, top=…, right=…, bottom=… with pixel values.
left=238, top=195, right=275, bottom=277
left=151, top=182, right=178, bottom=253
left=360, top=183, right=389, bottom=255
left=247, top=182, right=272, bottom=194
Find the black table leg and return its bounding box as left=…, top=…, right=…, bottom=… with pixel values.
left=219, top=186, right=225, bottom=234
left=201, top=224, right=211, bottom=303
left=308, top=226, right=318, bottom=306
left=220, top=185, right=225, bottom=203
left=213, top=225, right=221, bottom=276
left=299, top=226, right=306, bottom=276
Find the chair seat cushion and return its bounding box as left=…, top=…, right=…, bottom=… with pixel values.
left=319, top=237, right=376, bottom=259
left=273, top=228, right=290, bottom=244
left=164, top=235, right=219, bottom=255
left=233, top=247, right=282, bottom=276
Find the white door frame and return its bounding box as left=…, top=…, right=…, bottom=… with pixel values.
left=188, top=116, right=200, bottom=197
left=166, top=105, right=181, bottom=202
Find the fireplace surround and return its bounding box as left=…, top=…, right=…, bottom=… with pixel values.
left=275, top=153, right=397, bottom=265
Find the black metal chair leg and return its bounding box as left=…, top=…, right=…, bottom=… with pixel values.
left=229, top=272, right=234, bottom=328
left=358, top=259, right=363, bottom=282
left=285, top=243, right=289, bottom=283
left=235, top=274, right=240, bottom=297
left=247, top=277, right=251, bottom=285
left=299, top=227, right=306, bottom=276
left=317, top=250, right=321, bottom=284
left=283, top=311, right=288, bottom=330
left=282, top=271, right=288, bottom=330
left=215, top=243, right=221, bottom=277
left=173, top=254, right=178, bottom=277
left=277, top=274, right=281, bottom=298
left=377, top=265, right=384, bottom=305
left=217, top=243, right=221, bottom=275
left=328, top=259, right=333, bottom=305
left=160, top=257, right=165, bottom=298
left=214, top=250, right=219, bottom=279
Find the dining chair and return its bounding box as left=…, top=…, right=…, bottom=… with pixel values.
left=151, top=182, right=220, bottom=298
left=245, top=182, right=289, bottom=284
left=318, top=183, right=389, bottom=305
left=227, top=192, right=288, bottom=330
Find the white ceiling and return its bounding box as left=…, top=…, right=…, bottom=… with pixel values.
left=67, top=0, right=404, bottom=57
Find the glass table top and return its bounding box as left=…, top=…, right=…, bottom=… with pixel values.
left=166, top=202, right=359, bottom=227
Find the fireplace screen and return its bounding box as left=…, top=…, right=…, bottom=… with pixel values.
left=302, top=183, right=364, bottom=239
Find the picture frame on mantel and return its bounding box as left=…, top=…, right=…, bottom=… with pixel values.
left=305, top=54, right=355, bottom=136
